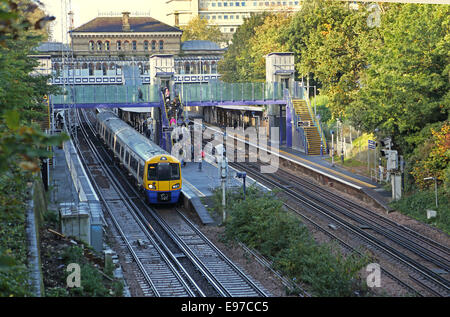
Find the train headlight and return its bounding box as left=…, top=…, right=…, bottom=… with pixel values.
left=172, top=183, right=180, bottom=189
left=148, top=184, right=156, bottom=189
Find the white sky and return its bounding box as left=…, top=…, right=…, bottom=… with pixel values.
left=41, top=0, right=171, bottom=42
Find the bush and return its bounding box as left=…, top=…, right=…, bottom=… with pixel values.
left=215, top=186, right=369, bottom=296
left=59, top=245, right=123, bottom=297
left=0, top=169, right=32, bottom=297
left=391, top=187, right=450, bottom=235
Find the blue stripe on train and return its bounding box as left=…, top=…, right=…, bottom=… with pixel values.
left=145, top=188, right=181, bottom=204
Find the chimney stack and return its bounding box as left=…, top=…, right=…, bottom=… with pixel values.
left=122, top=11, right=130, bottom=31
left=174, top=11, right=179, bottom=27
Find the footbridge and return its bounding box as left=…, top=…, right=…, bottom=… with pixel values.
left=51, top=82, right=302, bottom=109
left=51, top=82, right=326, bottom=156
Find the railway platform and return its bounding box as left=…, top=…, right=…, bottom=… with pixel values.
left=49, top=139, right=103, bottom=252
left=180, top=156, right=270, bottom=225
left=276, top=145, right=393, bottom=212
left=202, top=123, right=394, bottom=212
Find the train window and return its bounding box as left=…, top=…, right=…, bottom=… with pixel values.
left=138, top=161, right=144, bottom=180
left=147, top=163, right=180, bottom=181
left=130, top=156, right=138, bottom=172
left=157, top=163, right=171, bottom=181
left=125, top=151, right=129, bottom=165
left=147, top=164, right=157, bottom=180
left=170, top=163, right=180, bottom=180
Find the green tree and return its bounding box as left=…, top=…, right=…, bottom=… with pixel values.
left=248, top=13, right=291, bottom=81
left=348, top=4, right=449, bottom=155
left=0, top=0, right=66, bottom=174
left=283, top=0, right=373, bottom=118
left=180, top=16, right=224, bottom=44
left=218, top=12, right=271, bottom=82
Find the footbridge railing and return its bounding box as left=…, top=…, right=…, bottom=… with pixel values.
left=51, top=82, right=306, bottom=107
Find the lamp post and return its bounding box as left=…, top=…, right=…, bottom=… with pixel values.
left=331, top=130, right=335, bottom=167
left=236, top=171, right=247, bottom=200
left=424, top=177, right=438, bottom=208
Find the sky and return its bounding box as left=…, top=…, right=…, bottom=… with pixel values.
left=41, top=0, right=171, bottom=42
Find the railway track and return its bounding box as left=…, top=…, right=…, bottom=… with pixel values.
left=231, top=161, right=450, bottom=297
left=74, top=110, right=201, bottom=297
left=74, top=109, right=269, bottom=297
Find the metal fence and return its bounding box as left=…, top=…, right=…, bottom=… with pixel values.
left=51, top=81, right=306, bottom=105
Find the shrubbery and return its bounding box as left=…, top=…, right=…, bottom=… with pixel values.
left=45, top=245, right=123, bottom=297
left=0, top=169, right=32, bottom=297
left=215, top=186, right=370, bottom=296
left=391, top=187, right=450, bottom=235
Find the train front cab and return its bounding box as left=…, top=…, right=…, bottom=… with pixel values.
left=143, top=155, right=182, bottom=204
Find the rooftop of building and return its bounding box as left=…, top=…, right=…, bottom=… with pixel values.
left=181, top=40, right=225, bottom=51
left=71, top=15, right=182, bottom=34
left=35, top=42, right=70, bottom=53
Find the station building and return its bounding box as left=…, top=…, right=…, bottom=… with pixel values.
left=34, top=12, right=321, bottom=156
left=36, top=12, right=225, bottom=87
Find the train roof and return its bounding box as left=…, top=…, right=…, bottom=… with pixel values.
left=97, top=111, right=169, bottom=162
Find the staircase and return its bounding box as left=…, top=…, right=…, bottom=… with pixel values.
left=293, top=99, right=323, bottom=155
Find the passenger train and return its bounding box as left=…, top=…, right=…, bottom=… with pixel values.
left=96, top=109, right=182, bottom=204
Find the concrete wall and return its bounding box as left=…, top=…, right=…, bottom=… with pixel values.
left=62, top=139, right=103, bottom=252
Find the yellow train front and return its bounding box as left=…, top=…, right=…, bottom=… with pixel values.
left=96, top=109, right=182, bottom=204
left=144, top=154, right=182, bottom=204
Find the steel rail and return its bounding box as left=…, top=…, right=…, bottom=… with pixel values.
left=232, top=161, right=450, bottom=297
left=81, top=109, right=264, bottom=297
left=76, top=109, right=200, bottom=297
left=275, top=167, right=450, bottom=262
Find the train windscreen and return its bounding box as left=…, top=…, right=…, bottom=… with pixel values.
left=147, top=163, right=180, bottom=181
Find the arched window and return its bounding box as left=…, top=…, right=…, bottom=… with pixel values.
left=144, top=40, right=149, bottom=51
left=75, top=62, right=81, bottom=75
left=109, top=62, right=115, bottom=70
left=191, top=61, right=197, bottom=74
left=88, top=63, right=94, bottom=76
left=202, top=61, right=209, bottom=74
left=96, top=62, right=101, bottom=71
left=151, top=40, right=156, bottom=51
left=137, top=62, right=143, bottom=75
left=116, top=40, right=122, bottom=51
left=184, top=62, right=190, bottom=74
left=102, top=63, right=108, bottom=76
left=105, top=41, right=110, bottom=51
left=89, top=41, right=94, bottom=51
left=132, top=40, right=137, bottom=51
left=211, top=61, right=217, bottom=73
left=159, top=40, right=164, bottom=50
left=97, top=41, right=102, bottom=51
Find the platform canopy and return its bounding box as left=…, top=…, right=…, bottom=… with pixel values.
left=119, top=107, right=152, bottom=113
left=215, top=105, right=264, bottom=112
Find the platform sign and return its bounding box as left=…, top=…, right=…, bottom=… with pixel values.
left=368, top=140, right=376, bottom=150
left=163, top=127, right=174, bottom=133
left=297, top=121, right=311, bottom=127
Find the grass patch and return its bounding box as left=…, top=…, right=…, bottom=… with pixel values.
left=213, top=185, right=370, bottom=296
left=0, top=169, right=33, bottom=297
left=390, top=187, right=450, bottom=235
left=43, top=241, right=123, bottom=297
